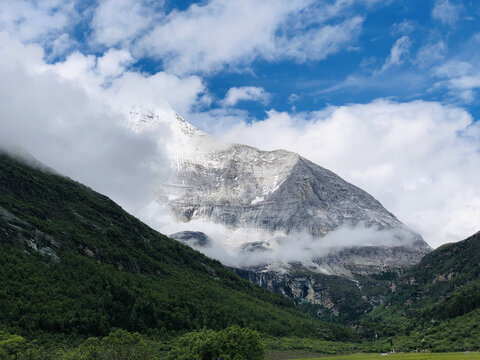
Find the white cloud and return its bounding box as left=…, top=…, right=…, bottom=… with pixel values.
left=0, top=0, right=79, bottom=57
left=391, top=19, right=416, bottom=35
left=48, top=48, right=205, bottom=117
left=140, top=200, right=420, bottom=269
left=272, top=16, right=364, bottom=63
left=97, top=49, right=134, bottom=79
left=288, top=93, right=300, bottom=103
left=91, top=0, right=157, bottom=47
left=433, top=58, right=480, bottom=103
left=0, top=0, right=373, bottom=75
left=432, top=0, right=463, bottom=25
left=212, top=99, right=480, bottom=248
left=378, top=36, right=411, bottom=73
left=415, top=41, right=447, bottom=68
left=220, top=86, right=271, bottom=107
left=134, top=0, right=364, bottom=74
left=0, top=32, right=206, bottom=213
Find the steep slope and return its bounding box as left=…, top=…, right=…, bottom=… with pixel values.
left=380, top=231, right=480, bottom=319
left=361, top=231, right=480, bottom=351
left=163, top=143, right=414, bottom=237
left=0, top=152, right=355, bottom=341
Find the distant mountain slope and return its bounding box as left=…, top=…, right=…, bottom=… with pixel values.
left=0, top=152, right=354, bottom=341
left=363, top=231, right=480, bottom=350
left=383, top=231, right=480, bottom=318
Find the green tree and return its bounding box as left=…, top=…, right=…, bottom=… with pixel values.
left=0, top=332, right=26, bottom=360
left=168, top=325, right=265, bottom=360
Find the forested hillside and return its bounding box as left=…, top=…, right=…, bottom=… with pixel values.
left=0, top=152, right=354, bottom=342
left=361, top=232, right=480, bottom=351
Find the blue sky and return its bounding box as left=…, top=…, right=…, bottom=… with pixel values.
left=55, top=0, right=479, bottom=121
left=196, top=0, right=480, bottom=120
left=10, top=0, right=478, bottom=121
left=0, top=0, right=479, bottom=247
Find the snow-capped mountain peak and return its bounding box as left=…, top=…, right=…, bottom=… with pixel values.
left=131, top=107, right=430, bottom=277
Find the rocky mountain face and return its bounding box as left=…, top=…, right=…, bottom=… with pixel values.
left=236, top=264, right=406, bottom=323
left=130, top=107, right=431, bottom=319
left=172, top=228, right=418, bottom=322
left=165, top=144, right=407, bottom=235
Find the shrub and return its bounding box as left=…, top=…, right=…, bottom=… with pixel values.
left=63, top=329, right=155, bottom=360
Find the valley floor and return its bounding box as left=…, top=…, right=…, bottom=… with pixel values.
left=267, top=350, right=324, bottom=359
left=293, top=352, right=480, bottom=360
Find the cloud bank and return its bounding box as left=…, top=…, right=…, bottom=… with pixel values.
left=0, top=32, right=203, bottom=213
left=139, top=201, right=420, bottom=269
left=212, top=100, right=480, bottom=248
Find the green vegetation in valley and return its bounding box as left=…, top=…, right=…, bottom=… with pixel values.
left=296, top=353, right=480, bottom=360
left=1, top=327, right=265, bottom=360
left=1, top=152, right=480, bottom=358
left=355, top=232, right=480, bottom=352
left=264, top=336, right=357, bottom=355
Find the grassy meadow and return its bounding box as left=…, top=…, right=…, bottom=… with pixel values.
left=294, top=352, right=480, bottom=360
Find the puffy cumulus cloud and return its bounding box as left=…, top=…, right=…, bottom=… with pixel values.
left=0, top=0, right=80, bottom=58
left=134, top=0, right=365, bottom=74
left=48, top=48, right=205, bottom=116
left=213, top=99, right=480, bottom=248
left=432, top=0, right=463, bottom=26
left=91, top=0, right=158, bottom=47
left=0, top=32, right=206, bottom=213
left=220, top=86, right=271, bottom=107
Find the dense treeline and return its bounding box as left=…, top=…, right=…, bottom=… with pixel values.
left=167, top=326, right=265, bottom=360
left=0, top=243, right=353, bottom=340
left=2, top=327, right=266, bottom=360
